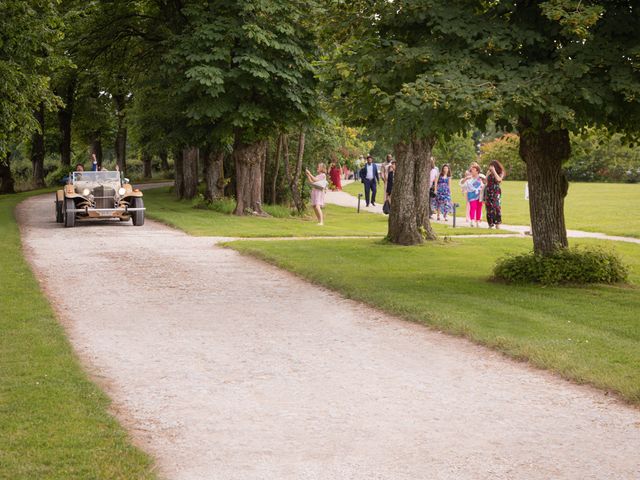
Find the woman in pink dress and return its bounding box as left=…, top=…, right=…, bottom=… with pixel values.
left=329, top=161, right=342, bottom=190
left=305, top=163, right=327, bottom=225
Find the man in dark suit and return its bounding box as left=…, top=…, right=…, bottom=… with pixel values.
left=359, top=155, right=379, bottom=206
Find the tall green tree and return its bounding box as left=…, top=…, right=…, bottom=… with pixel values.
left=484, top=0, right=640, bottom=254
left=166, top=0, right=320, bottom=213
left=322, top=2, right=491, bottom=244
left=0, top=0, right=62, bottom=192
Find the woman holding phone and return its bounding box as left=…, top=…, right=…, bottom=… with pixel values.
left=305, top=163, right=328, bottom=226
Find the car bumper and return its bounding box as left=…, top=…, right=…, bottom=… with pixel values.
left=67, top=207, right=145, bottom=218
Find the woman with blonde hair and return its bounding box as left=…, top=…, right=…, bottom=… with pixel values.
left=305, top=163, right=328, bottom=225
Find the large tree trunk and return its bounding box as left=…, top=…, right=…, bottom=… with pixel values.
left=388, top=137, right=436, bottom=245
left=57, top=74, right=76, bottom=167
left=271, top=134, right=283, bottom=205
left=519, top=116, right=570, bottom=255
left=203, top=149, right=224, bottom=202
left=142, top=151, right=153, bottom=179
left=182, top=146, right=199, bottom=199
left=30, top=103, right=46, bottom=188
left=0, top=153, right=15, bottom=194
left=114, top=94, right=127, bottom=173
left=413, top=138, right=436, bottom=240
left=233, top=140, right=267, bottom=215
left=174, top=148, right=184, bottom=199
left=284, top=130, right=305, bottom=213
left=159, top=149, right=169, bottom=171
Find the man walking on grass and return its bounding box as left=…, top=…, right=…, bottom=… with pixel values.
left=359, top=155, right=379, bottom=207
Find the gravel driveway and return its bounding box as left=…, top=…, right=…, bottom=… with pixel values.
left=17, top=194, right=640, bottom=480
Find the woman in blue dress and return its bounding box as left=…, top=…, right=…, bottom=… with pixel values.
left=435, top=164, right=452, bottom=221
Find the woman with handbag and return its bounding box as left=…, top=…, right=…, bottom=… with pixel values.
left=305, top=163, right=328, bottom=226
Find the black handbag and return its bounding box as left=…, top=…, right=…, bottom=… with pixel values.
left=382, top=200, right=390, bottom=215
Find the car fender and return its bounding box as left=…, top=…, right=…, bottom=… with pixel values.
left=63, top=191, right=88, bottom=200
left=123, top=190, right=143, bottom=199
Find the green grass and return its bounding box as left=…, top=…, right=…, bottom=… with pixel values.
left=0, top=191, right=156, bottom=479
left=344, top=180, right=640, bottom=237
left=143, top=186, right=496, bottom=237
left=228, top=236, right=640, bottom=404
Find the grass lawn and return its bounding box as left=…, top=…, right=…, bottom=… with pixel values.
left=143, top=186, right=497, bottom=237
left=344, top=180, right=640, bottom=237
left=0, top=191, right=156, bottom=479
left=228, top=236, right=640, bottom=405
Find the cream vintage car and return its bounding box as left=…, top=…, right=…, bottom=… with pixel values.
left=55, top=171, right=145, bottom=227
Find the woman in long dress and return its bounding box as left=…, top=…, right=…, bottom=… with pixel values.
left=305, top=163, right=327, bottom=225
left=485, top=160, right=505, bottom=228
left=435, top=164, right=452, bottom=221
left=329, top=161, right=342, bottom=190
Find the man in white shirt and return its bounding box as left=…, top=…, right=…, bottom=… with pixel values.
left=358, top=155, right=380, bottom=206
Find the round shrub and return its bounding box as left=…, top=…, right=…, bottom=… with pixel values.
left=493, top=246, right=629, bottom=285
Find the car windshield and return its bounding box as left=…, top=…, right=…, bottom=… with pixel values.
left=72, top=171, right=121, bottom=183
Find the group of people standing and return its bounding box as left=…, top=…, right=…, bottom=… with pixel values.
left=429, top=158, right=506, bottom=228
left=307, top=153, right=506, bottom=229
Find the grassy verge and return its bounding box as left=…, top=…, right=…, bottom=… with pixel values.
left=227, top=236, right=640, bottom=404
left=143, top=186, right=499, bottom=237
left=344, top=180, right=640, bottom=237
left=0, top=191, right=156, bottom=479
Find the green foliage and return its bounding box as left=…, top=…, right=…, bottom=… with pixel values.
left=321, top=2, right=490, bottom=142
left=479, top=129, right=640, bottom=182
left=303, top=115, right=373, bottom=170
left=0, top=0, right=63, bottom=156
left=568, top=128, right=640, bottom=183
left=432, top=132, right=477, bottom=178
left=480, top=134, right=526, bottom=180
left=164, top=0, right=321, bottom=145
left=493, top=246, right=629, bottom=285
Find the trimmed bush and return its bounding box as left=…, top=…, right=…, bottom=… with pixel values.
left=493, top=246, right=629, bottom=285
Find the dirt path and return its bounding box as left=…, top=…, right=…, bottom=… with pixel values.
left=17, top=194, right=640, bottom=480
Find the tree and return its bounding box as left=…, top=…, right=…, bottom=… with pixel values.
left=450, top=1, right=640, bottom=255
left=433, top=132, right=477, bottom=178
left=322, top=2, right=491, bottom=244
left=165, top=0, right=320, bottom=214
left=0, top=0, right=62, bottom=192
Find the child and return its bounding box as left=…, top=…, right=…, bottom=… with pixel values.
left=461, top=165, right=484, bottom=227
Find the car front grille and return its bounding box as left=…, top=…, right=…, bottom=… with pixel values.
left=93, top=186, right=116, bottom=209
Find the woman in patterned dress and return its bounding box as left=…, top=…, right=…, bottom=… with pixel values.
left=485, top=160, right=506, bottom=229
left=435, top=164, right=452, bottom=221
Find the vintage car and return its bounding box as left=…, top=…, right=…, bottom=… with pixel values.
left=55, top=170, right=145, bottom=227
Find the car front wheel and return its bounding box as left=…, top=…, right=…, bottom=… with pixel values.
left=131, top=197, right=145, bottom=226
left=64, top=198, right=76, bottom=228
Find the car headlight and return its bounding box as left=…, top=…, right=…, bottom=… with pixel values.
left=118, top=187, right=126, bottom=196
left=82, top=188, right=90, bottom=196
